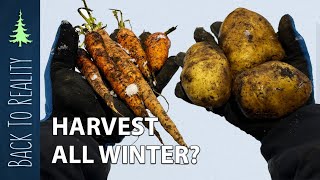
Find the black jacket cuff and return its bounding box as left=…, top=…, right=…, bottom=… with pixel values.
left=260, top=104, right=320, bottom=161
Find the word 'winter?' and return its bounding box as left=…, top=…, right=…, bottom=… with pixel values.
left=52, top=145, right=201, bottom=165
left=52, top=117, right=158, bottom=136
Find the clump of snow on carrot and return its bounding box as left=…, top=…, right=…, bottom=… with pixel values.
left=156, top=34, right=167, bottom=40
left=125, top=84, right=139, bottom=97
left=90, top=74, right=98, bottom=80
left=129, top=58, right=136, bottom=63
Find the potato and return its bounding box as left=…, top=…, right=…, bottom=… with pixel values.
left=219, top=8, right=286, bottom=76
left=181, top=42, right=232, bottom=108
left=233, top=61, right=312, bottom=119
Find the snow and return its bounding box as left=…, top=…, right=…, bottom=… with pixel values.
left=57, top=44, right=68, bottom=51
left=244, top=30, right=251, bottom=37
left=156, top=34, right=167, bottom=40
left=129, top=58, right=136, bottom=63
left=61, top=20, right=70, bottom=25
left=110, top=90, right=117, bottom=97
left=125, top=84, right=139, bottom=97
left=295, top=35, right=304, bottom=41
left=90, top=74, right=98, bottom=81
left=50, top=48, right=55, bottom=55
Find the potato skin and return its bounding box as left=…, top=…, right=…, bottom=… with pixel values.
left=219, top=8, right=286, bottom=76
left=181, top=42, right=232, bottom=108
left=233, top=61, right=312, bottom=119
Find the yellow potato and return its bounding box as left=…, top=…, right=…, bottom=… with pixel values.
left=233, top=61, right=312, bottom=119
left=219, top=8, right=286, bottom=76
left=181, top=42, right=232, bottom=108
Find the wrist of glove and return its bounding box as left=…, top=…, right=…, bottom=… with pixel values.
left=175, top=14, right=315, bottom=141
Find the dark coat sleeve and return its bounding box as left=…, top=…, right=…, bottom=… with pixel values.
left=261, top=104, right=320, bottom=180
left=40, top=119, right=110, bottom=180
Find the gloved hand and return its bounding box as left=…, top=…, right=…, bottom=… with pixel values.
left=43, top=21, right=180, bottom=145
left=175, top=14, right=315, bottom=141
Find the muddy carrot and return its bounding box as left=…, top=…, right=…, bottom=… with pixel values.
left=76, top=48, right=122, bottom=116
left=78, top=0, right=178, bottom=145
left=84, top=32, right=148, bottom=118
left=110, top=9, right=155, bottom=86
left=97, top=28, right=187, bottom=146
left=82, top=35, right=163, bottom=144
left=143, top=26, right=176, bottom=73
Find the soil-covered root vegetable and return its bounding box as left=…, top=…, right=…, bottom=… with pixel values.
left=181, top=41, right=232, bottom=108
left=77, top=0, right=186, bottom=146
left=219, top=8, right=285, bottom=76
left=143, top=27, right=176, bottom=73
left=97, top=29, right=187, bottom=147
left=84, top=31, right=148, bottom=118
left=76, top=48, right=122, bottom=116
left=115, top=28, right=154, bottom=85
left=97, top=29, right=137, bottom=83
left=110, top=9, right=154, bottom=86
left=233, top=61, right=312, bottom=119
left=83, top=33, right=165, bottom=144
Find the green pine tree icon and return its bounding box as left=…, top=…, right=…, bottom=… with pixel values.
left=9, top=10, right=32, bottom=47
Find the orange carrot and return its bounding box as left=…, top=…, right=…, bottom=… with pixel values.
left=77, top=0, right=179, bottom=145
left=97, top=28, right=187, bottom=146
left=84, top=32, right=148, bottom=118
left=76, top=48, right=122, bottom=116
left=85, top=31, right=164, bottom=145
left=111, top=9, right=155, bottom=86
left=143, top=27, right=176, bottom=73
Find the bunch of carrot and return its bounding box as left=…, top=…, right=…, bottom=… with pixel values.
left=75, top=0, right=187, bottom=147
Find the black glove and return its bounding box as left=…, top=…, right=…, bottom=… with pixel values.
left=43, top=21, right=180, bottom=145
left=175, top=14, right=315, bottom=141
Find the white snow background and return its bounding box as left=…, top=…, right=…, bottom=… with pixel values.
left=41, top=0, right=320, bottom=179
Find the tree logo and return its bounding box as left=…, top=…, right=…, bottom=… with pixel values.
left=9, top=9, right=32, bottom=47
